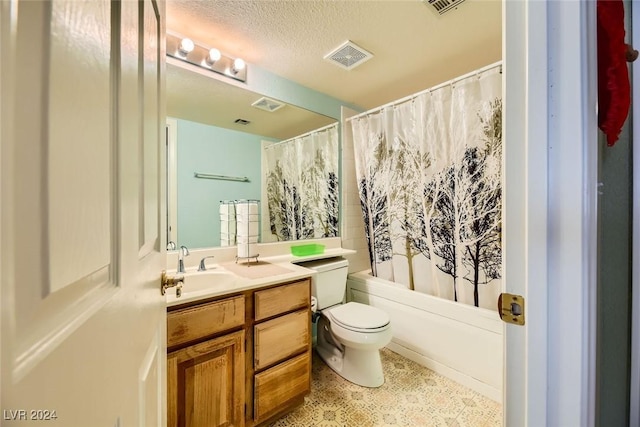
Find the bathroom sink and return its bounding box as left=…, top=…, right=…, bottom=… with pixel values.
left=184, top=270, right=238, bottom=291
left=166, top=270, right=240, bottom=301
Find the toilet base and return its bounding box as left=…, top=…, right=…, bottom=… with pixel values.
left=316, top=316, right=386, bottom=388
left=317, top=345, right=385, bottom=388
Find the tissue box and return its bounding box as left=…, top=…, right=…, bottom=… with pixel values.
left=290, top=244, right=325, bottom=256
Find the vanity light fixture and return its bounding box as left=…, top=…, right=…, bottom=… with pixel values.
left=206, top=48, right=221, bottom=65
left=166, top=32, right=247, bottom=82
left=232, top=58, right=246, bottom=74
left=178, top=38, right=195, bottom=55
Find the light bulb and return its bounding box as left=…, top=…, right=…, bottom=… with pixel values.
left=207, top=48, right=221, bottom=64
left=178, top=38, right=194, bottom=55
left=232, top=58, right=246, bottom=74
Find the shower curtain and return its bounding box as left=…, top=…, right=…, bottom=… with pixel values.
left=351, top=66, right=502, bottom=309
left=264, top=124, right=339, bottom=241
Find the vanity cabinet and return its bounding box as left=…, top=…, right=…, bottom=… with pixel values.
left=166, top=277, right=312, bottom=427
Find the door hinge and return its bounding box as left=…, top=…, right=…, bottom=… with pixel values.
left=498, top=293, right=525, bottom=325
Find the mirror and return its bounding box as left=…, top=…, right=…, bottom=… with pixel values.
left=166, top=62, right=339, bottom=250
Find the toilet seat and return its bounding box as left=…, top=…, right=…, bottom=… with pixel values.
left=327, top=302, right=390, bottom=333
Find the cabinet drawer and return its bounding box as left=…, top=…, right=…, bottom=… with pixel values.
left=254, top=279, right=310, bottom=321
left=254, top=352, right=311, bottom=423
left=167, top=295, right=244, bottom=348
left=254, top=310, right=309, bottom=370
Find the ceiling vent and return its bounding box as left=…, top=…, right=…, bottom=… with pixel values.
left=422, top=0, right=466, bottom=15
left=324, top=40, right=373, bottom=71
left=251, top=97, right=286, bottom=113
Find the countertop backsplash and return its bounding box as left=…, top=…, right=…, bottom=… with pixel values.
left=165, top=237, right=345, bottom=272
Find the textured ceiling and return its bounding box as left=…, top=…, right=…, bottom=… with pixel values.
left=166, top=0, right=502, bottom=136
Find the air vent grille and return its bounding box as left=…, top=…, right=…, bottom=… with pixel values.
left=251, top=97, right=286, bottom=112
left=324, top=40, right=373, bottom=71
left=423, top=0, right=466, bottom=15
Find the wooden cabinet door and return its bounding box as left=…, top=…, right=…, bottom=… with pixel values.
left=254, top=279, right=310, bottom=321
left=168, top=331, right=245, bottom=427
left=254, top=310, right=310, bottom=370
left=254, top=352, right=311, bottom=423
left=167, top=296, right=245, bottom=348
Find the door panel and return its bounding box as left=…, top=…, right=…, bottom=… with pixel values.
left=1, top=1, right=167, bottom=425
left=140, top=0, right=161, bottom=256
left=47, top=0, right=112, bottom=293
left=9, top=0, right=118, bottom=382
left=139, top=328, right=163, bottom=427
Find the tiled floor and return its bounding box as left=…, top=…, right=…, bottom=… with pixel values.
left=270, top=348, right=502, bottom=427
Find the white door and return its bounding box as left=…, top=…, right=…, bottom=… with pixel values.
left=503, top=1, right=598, bottom=426
left=1, top=1, right=167, bottom=426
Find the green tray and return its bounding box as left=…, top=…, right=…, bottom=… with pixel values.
left=290, top=243, right=325, bottom=256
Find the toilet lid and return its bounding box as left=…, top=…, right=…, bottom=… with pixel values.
left=328, top=302, right=390, bottom=330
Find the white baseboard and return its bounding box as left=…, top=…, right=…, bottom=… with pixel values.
left=386, top=341, right=502, bottom=404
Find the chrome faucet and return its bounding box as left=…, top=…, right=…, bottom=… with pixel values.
left=177, top=245, right=189, bottom=273
left=198, top=256, right=216, bottom=271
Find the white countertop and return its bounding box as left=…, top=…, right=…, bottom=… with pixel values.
left=166, top=247, right=355, bottom=308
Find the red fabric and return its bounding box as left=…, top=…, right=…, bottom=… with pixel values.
left=597, top=0, right=631, bottom=147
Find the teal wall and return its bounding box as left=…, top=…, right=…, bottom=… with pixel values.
left=176, top=118, right=277, bottom=248
left=243, top=63, right=361, bottom=120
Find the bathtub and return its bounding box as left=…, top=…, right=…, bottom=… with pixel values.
left=347, top=271, right=503, bottom=403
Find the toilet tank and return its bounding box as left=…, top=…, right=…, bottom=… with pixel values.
left=296, top=257, right=349, bottom=310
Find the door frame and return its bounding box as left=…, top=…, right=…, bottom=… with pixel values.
left=631, top=3, right=640, bottom=424
left=166, top=118, right=178, bottom=247
left=503, top=1, right=598, bottom=426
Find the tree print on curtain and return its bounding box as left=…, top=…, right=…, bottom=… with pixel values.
left=351, top=66, right=502, bottom=310
left=264, top=124, right=339, bottom=242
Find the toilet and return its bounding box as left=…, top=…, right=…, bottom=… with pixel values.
left=298, top=257, right=392, bottom=388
